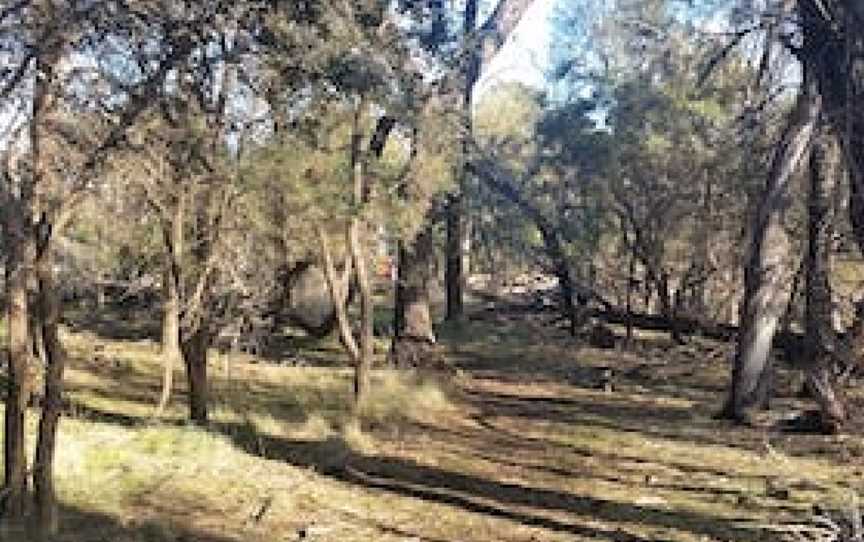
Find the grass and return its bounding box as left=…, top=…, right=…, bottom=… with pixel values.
left=0, top=306, right=862, bottom=541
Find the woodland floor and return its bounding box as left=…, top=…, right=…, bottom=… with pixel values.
left=2, top=296, right=864, bottom=541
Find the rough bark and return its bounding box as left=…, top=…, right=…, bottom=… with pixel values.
left=720, top=82, right=820, bottom=422
left=2, top=203, right=31, bottom=520
left=182, top=327, right=209, bottom=425
left=392, top=227, right=447, bottom=370
left=804, top=124, right=846, bottom=432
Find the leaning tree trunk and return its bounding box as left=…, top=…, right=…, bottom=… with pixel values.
left=803, top=123, right=846, bottom=433
left=720, top=81, right=820, bottom=422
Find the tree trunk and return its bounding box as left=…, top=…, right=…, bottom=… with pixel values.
left=2, top=205, right=32, bottom=521
left=445, top=0, right=480, bottom=322
left=33, top=244, right=63, bottom=536
left=804, top=124, right=846, bottom=432
left=720, top=81, right=820, bottom=422
left=392, top=227, right=446, bottom=370
left=157, top=193, right=184, bottom=416
left=445, top=198, right=465, bottom=321
left=348, top=220, right=373, bottom=404
left=319, top=229, right=359, bottom=363
left=349, top=105, right=373, bottom=404
left=182, top=328, right=209, bottom=425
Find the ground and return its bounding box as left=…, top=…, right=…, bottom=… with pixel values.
left=1, top=302, right=863, bottom=542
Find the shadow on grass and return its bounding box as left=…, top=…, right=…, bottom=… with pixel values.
left=217, top=423, right=766, bottom=542
left=63, top=303, right=348, bottom=367
left=1, top=502, right=242, bottom=542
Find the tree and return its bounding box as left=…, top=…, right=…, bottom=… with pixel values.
left=803, top=123, right=847, bottom=432
left=444, top=0, right=539, bottom=321
left=0, top=1, right=237, bottom=528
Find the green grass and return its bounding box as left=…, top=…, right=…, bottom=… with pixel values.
left=0, top=308, right=862, bottom=541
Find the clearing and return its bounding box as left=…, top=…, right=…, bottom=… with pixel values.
left=2, top=302, right=863, bottom=542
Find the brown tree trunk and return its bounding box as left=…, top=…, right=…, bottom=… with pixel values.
left=2, top=205, right=32, bottom=520
left=349, top=105, right=373, bottom=404
left=445, top=197, right=465, bottom=321
left=182, top=328, right=209, bottom=425
left=392, top=227, right=446, bottom=370
left=33, top=243, right=63, bottom=536
left=804, top=124, right=846, bottom=432
left=720, top=81, right=820, bottom=422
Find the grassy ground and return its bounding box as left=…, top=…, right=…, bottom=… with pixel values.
left=1, top=304, right=863, bottom=541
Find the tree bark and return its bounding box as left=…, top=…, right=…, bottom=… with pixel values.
left=804, top=123, right=846, bottom=432
left=33, top=243, right=63, bottom=535
left=182, top=327, right=209, bottom=425
left=2, top=202, right=32, bottom=521
left=157, top=191, right=184, bottom=416
left=392, top=227, right=446, bottom=370
left=349, top=100, right=374, bottom=405
left=720, top=81, right=820, bottom=422
left=348, top=220, right=373, bottom=404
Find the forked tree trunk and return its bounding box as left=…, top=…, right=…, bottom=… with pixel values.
left=319, top=229, right=360, bottom=362
left=720, top=81, right=820, bottom=421
left=157, top=193, right=184, bottom=416
left=804, top=124, right=846, bottom=432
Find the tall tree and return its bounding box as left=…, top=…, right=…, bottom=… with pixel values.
left=444, top=0, right=538, bottom=321
left=804, top=123, right=846, bottom=432
left=720, top=79, right=820, bottom=421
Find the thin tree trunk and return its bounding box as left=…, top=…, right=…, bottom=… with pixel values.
left=625, top=248, right=635, bottom=344
left=349, top=99, right=373, bottom=405
left=348, top=220, right=373, bottom=404
left=157, top=192, right=184, bottom=416
left=720, top=81, right=820, bottom=421
left=319, top=229, right=359, bottom=364
left=446, top=0, right=481, bottom=322
left=804, top=124, right=846, bottom=432
left=2, top=205, right=31, bottom=520
left=33, top=243, right=63, bottom=536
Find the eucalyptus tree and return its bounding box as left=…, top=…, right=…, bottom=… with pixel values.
left=699, top=0, right=863, bottom=426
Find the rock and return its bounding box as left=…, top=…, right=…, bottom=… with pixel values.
left=286, top=266, right=337, bottom=331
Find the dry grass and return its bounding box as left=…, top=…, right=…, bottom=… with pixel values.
left=0, top=308, right=863, bottom=541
